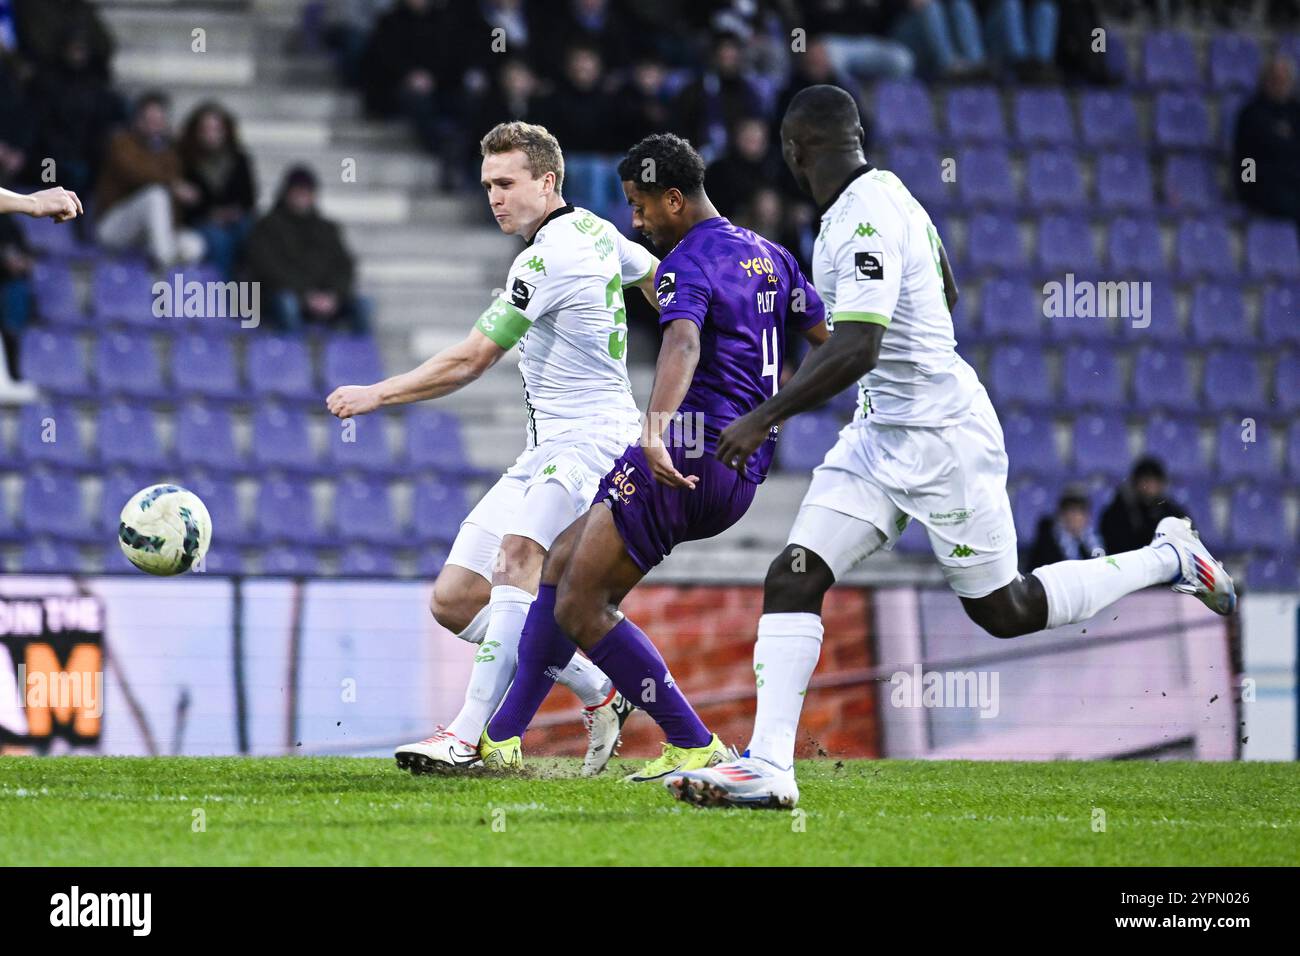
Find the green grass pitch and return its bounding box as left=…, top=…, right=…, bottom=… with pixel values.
left=2, top=757, right=1296, bottom=866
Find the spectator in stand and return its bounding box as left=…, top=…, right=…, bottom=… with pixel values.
left=95, top=92, right=206, bottom=268
left=894, top=0, right=1059, bottom=81
left=0, top=212, right=32, bottom=382
left=803, top=0, right=916, bottom=80
left=533, top=0, right=635, bottom=83
left=177, top=102, right=257, bottom=279
left=1026, top=487, right=1105, bottom=571
left=27, top=27, right=124, bottom=201
left=1234, top=54, right=1300, bottom=227
left=619, top=54, right=674, bottom=145
left=671, top=31, right=765, bottom=163
left=320, top=0, right=392, bottom=86
left=774, top=35, right=870, bottom=164
left=0, top=54, right=34, bottom=188
left=536, top=44, right=622, bottom=154
left=1100, top=457, right=1189, bottom=555
left=705, top=116, right=784, bottom=219
left=243, top=165, right=369, bottom=335
left=13, top=0, right=113, bottom=80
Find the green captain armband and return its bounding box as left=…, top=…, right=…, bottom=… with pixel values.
left=832, top=311, right=891, bottom=327
left=475, top=298, right=532, bottom=349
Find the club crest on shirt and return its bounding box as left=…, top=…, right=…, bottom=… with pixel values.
left=854, top=251, right=884, bottom=281
left=510, top=277, right=535, bottom=309
left=656, top=272, right=676, bottom=306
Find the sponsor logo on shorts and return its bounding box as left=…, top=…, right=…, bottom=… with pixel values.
left=929, top=508, right=974, bottom=526
left=949, top=544, right=977, bottom=558
left=854, top=251, right=884, bottom=281
left=606, top=466, right=638, bottom=503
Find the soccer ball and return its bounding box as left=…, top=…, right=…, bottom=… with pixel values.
left=117, top=484, right=212, bottom=575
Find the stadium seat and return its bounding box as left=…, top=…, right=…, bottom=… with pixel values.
left=945, top=86, right=1007, bottom=142
left=22, top=328, right=94, bottom=397
left=885, top=145, right=951, bottom=209
left=415, top=547, right=449, bottom=579
left=1117, top=279, right=1182, bottom=342
left=1246, top=554, right=1299, bottom=591
left=22, top=471, right=89, bottom=540
left=1189, top=283, right=1250, bottom=345
left=1079, top=90, right=1140, bottom=148
left=1154, top=93, right=1212, bottom=150
left=1168, top=478, right=1217, bottom=546
left=1012, top=480, right=1056, bottom=542
left=1143, top=415, right=1205, bottom=478
left=30, top=260, right=86, bottom=326
left=1037, top=214, right=1098, bottom=274
left=91, top=259, right=157, bottom=326
left=20, top=540, right=84, bottom=573
left=1003, top=413, right=1062, bottom=479
left=990, top=344, right=1052, bottom=407
left=195, top=545, right=244, bottom=575
left=246, top=335, right=315, bottom=401
left=333, top=476, right=402, bottom=547
left=325, top=412, right=401, bottom=476
left=966, top=212, right=1028, bottom=276
left=778, top=412, right=842, bottom=472
left=1142, top=31, right=1200, bottom=88
left=338, top=545, right=397, bottom=577
left=1162, top=155, right=1220, bottom=211
left=175, top=402, right=246, bottom=475
left=171, top=335, right=242, bottom=402
left=17, top=214, right=88, bottom=259
left=1072, top=413, right=1132, bottom=479
left=0, top=491, right=17, bottom=544
left=1106, top=217, right=1167, bottom=277
left=181, top=475, right=246, bottom=547
left=1175, top=219, right=1235, bottom=278
left=1096, top=154, right=1156, bottom=212
left=1260, top=286, right=1300, bottom=346
left=250, top=405, right=321, bottom=476
left=1208, top=34, right=1262, bottom=92
left=1062, top=345, right=1124, bottom=410
left=1245, top=219, right=1300, bottom=280
left=1216, top=418, right=1275, bottom=482
left=1277, top=354, right=1300, bottom=415
left=978, top=278, right=1042, bottom=339
left=256, top=478, right=327, bottom=547
left=1024, top=151, right=1086, bottom=210
left=1203, top=352, right=1265, bottom=413
left=404, top=408, right=481, bottom=478
left=874, top=79, right=937, bottom=142
left=95, top=331, right=168, bottom=399
left=322, top=335, right=385, bottom=388
left=97, top=402, right=169, bottom=471
left=15, top=402, right=92, bottom=471
left=1133, top=346, right=1193, bottom=410
left=261, top=544, right=320, bottom=576
left=411, top=477, right=470, bottom=545
left=956, top=146, right=1016, bottom=207
left=1229, top=486, right=1283, bottom=551
left=1013, top=88, right=1074, bottom=145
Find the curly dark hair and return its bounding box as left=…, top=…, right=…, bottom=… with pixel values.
left=617, top=133, right=706, bottom=197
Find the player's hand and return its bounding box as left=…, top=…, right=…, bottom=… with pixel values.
left=641, top=436, right=697, bottom=490
left=326, top=384, right=380, bottom=418
left=716, top=411, right=769, bottom=473
left=26, top=187, right=83, bottom=222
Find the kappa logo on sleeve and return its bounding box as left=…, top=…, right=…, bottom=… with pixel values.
left=656, top=271, right=676, bottom=306
left=510, top=277, right=535, bottom=309
left=854, top=251, right=884, bottom=281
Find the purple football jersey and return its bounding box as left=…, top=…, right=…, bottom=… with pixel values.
left=654, top=217, right=826, bottom=482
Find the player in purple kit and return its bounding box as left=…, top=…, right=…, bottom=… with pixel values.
left=477, top=133, right=829, bottom=779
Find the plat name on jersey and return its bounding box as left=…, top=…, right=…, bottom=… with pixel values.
left=756, top=289, right=777, bottom=314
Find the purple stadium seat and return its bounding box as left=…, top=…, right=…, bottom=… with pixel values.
left=1037, top=214, right=1098, bottom=274
left=1072, top=413, right=1131, bottom=479
left=1203, top=352, right=1264, bottom=413
left=1012, top=480, right=1056, bottom=541
left=990, top=345, right=1051, bottom=406
left=0, top=491, right=16, bottom=543
left=325, top=412, right=400, bottom=476
left=1175, top=219, right=1235, bottom=278
left=1143, top=31, right=1200, bottom=88
left=1229, top=486, right=1283, bottom=551
left=1168, top=479, right=1216, bottom=540
left=893, top=519, right=932, bottom=555
left=246, top=335, right=314, bottom=401
left=322, top=335, right=384, bottom=388
left=874, top=79, right=937, bottom=142
left=1247, top=554, right=1299, bottom=591
left=195, top=545, right=244, bottom=575
left=95, top=331, right=167, bottom=399
left=1133, top=346, right=1193, bottom=410
left=1275, top=352, right=1300, bottom=414
left=250, top=404, right=320, bottom=475
left=1025, top=151, right=1086, bottom=210
left=1288, top=421, right=1300, bottom=477
left=1013, top=89, right=1074, bottom=145
left=98, top=471, right=156, bottom=537
left=1261, top=286, right=1300, bottom=346
left=22, top=471, right=86, bottom=540
left=1143, top=415, right=1205, bottom=478
left=1003, top=413, right=1061, bottom=478
left=945, top=86, right=1006, bottom=142
left=778, top=412, right=842, bottom=472
left=17, top=215, right=84, bottom=258
left=956, top=146, right=1016, bottom=207
left=171, top=334, right=241, bottom=402
left=1209, top=34, right=1262, bottom=92
left=338, top=545, right=397, bottom=577
left=1106, top=217, right=1167, bottom=276
left=261, top=545, right=320, bottom=576
left=885, top=145, right=951, bottom=209
left=1216, top=419, right=1274, bottom=482
left=412, top=477, right=470, bottom=545
left=1062, top=345, right=1124, bottom=409
left=1189, top=283, right=1249, bottom=345
left=175, top=402, right=245, bottom=475
left=30, top=261, right=86, bottom=326
left=415, top=547, right=449, bottom=578
left=1162, top=155, right=1220, bottom=212
left=257, top=478, right=326, bottom=547
left=20, top=540, right=83, bottom=573
left=1079, top=90, right=1140, bottom=148
left=405, top=409, right=480, bottom=477
left=978, top=278, right=1042, bottom=339
left=15, top=402, right=92, bottom=470
left=91, top=259, right=157, bottom=326
left=97, top=402, right=169, bottom=471
left=1096, top=154, right=1155, bottom=212
left=179, top=474, right=245, bottom=547
left=333, top=476, right=402, bottom=546
left=22, top=328, right=93, bottom=397
left=1154, top=93, right=1212, bottom=150
left=1245, top=219, right=1300, bottom=279
left=965, top=212, right=1027, bottom=274
left=1117, top=279, right=1181, bottom=342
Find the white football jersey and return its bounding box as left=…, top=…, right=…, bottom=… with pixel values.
left=812, top=166, right=980, bottom=427
left=475, top=205, right=653, bottom=446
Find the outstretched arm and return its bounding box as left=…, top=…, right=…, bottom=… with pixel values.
left=326, top=328, right=505, bottom=417
left=0, top=186, right=82, bottom=221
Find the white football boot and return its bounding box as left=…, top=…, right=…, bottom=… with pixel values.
left=666, top=752, right=800, bottom=809
left=1152, top=516, right=1236, bottom=615
left=394, top=730, right=481, bottom=774
left=580, top=690, right=635, bottom=776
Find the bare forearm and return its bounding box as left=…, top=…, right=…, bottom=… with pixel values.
left=0, top=188, right=36, bottom=215
left=750, top=331, right=874, bottom=428
left=376, top=349, right=483, bottom=405
left=642, top=337, right=699, bottom=443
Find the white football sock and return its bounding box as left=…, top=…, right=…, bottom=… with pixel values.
left=446, top=585, right=534, bottom=743
left=1032, top=544, right=1180, bottom=631
left=452, top=602, right=491, bottom=645
left=555, top=654, right=614, bottom=708
left=745, top=612, right=824, bottom=772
